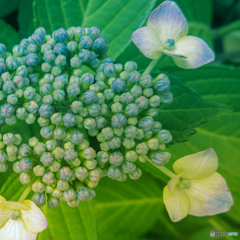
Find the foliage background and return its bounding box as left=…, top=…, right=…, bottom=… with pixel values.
left=0, top=0, right=240, bottom=239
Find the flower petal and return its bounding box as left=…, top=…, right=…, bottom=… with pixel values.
left=185, top=172, right=233, bottom=216
left=131, top=27, right=162, bottom=59
left=163, top=185, right=190, bottom=222
left=164, top=36, right=215, bottom=69
left=21, top=200, right=48, bottom=233
left=167, top=173, right=183, bottom=194
left=0, top=219, right=37, bottom=240
left=0, top=196, right=10, bottom=228
left=173, top=148, right=218, bottom=179
left=147, top=1, right=188, bottom=43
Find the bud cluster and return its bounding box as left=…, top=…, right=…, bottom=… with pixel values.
left=0, top=26, right=173, bottom=208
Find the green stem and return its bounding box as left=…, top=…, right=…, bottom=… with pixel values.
left=142, top=54, right=163, bottom=75
left=18, top=179, right=35, bottom=203
left=147, top=159, right=176, bottom=179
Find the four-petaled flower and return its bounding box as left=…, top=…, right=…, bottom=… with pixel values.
left=163, top=149, right=233, bottom=222
left=131, top=1, right=215, bottom=69
left=0, top=196, right=48, bottom=240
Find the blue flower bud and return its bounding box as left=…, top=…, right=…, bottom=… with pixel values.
left=83, top=90, right=97, bottom=104
left=53, top=89, right=65, bottom=101
left=12, top=45, right=24, bottom=57
left=111, top=78, right=126, bottom=93
left=18, top=144, right=31, bottom=157
left=48, top=198, right=60, bottom=209
left=93, top=37, right=107, bottom=51
left=136, top=143, right=149, bottom=155
left=54, top=127, right=66, bottom=140
left=123, top=138, right=135, bottom=149
left=70, top=101, right=83, bottom=113
left=67, top=41, right=78, bottom=52
left=77, top=187, right=90, bottom=201
left=109, top=152, right=124, bottom=166
left=49, top=161, right=61, bottom=173
left=37, top=117, right=50, bottom=127
left=50, top=113, right=62, bottom=125
left=25, top=53, right=39, bottom=66
left=57, top=179, right=69, bottom=191
left=129, top=168, right=142, bottom=180
left=6, top=57, right=19, bottom=70
left=32, top=193, right=46, bottom=206
left=124, top=103, right=139, bottom=117
left=32, top=181, right=45, bottom=193
left=135, top=96, right=149, bottom=110
left=0, top=43, right=6, bottom=55
left=89, top=26, right=101, bottom=39
left=122, top=161, right=136, bottom=173
left=0, top=61, right=6, bottom=74
left=26, top=101, right=39, bottom=113
left=70, top=56, right=82, bottom=68
left=27, top=43, right=38, bottom=53
left=55, top=54, right=66, bottom=67
left=0, top=152, right=7, bottom=164
left=89, top=168, right=102, bottom=182
left=62, top=113, right=77, bottom=127
left=53, top=28, right=67, bottom=42
left=111, top=113, right=126, bottom=128
left=153, top=121, right=162, bottom=133
left=161, top=91, right=173, bottom=104
left=154, top=74, right=170, bottom=92
left=107, top=136, right=121, bottom=150
left=52, top=188, right=62, bottom=198
left=64, top=148, right=78, bottom=162
left=124, top=61, right=137, bottom=72
left=59, top=167, right=74, bottom=181
left=2, top=80, right=16, bottom=94
left=1, top=103, right=15, bottom=118
left=80, top=36, right=93, bottom=49
left=1, top=71, right=11, bottom=81
left=78, top=49, right=91, bottom=62
left=19, top=172, right=31, bottom=184
left=139, top=74, right=153, bottom=88
left=96, top=151, right=108, bottom=166
left=107, top=166, right=121, bottom=179
left=44, top=50, right=56, bottom=63
left=3, top=133, right=16, bottom=145
left=63, top=189, right=77, bottom=202
left=33, top=165, right=45, bottom=176
left=128, top=70, right=141, bottom=84
left=13, top=161, right=21, bottom=173
left=67, top=84, right=80, bottom=96
left=54, top=43, right=67, bottom=55
left=75, top=166, right=88, bottom=181
left=143, top=88, right=153, bottom=98
left=51, top=66, right=62, bottom=76
left=24, top=86, right=36, bottom=99
left=158, top=129, right=172, bottom=143
left=34, top=142, right=46, bottom=155
left=151, top=151, right=171, bottom=166
left=31, top=33, right=45, bottom=44
left=139, top=117, right=154, bottom=132
left=125, top=150, right=138, bottom=162
left=38, top=103, right=53, bottom=118
left=70, top=131, right=84, bottom=145
left=42, top=171, right=56, bottom=185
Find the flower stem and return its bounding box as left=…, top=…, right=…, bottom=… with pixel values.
left=142, top=54, right=163, bottom=75
left=18, top=178, right=35, bottom=203
left=147, top=159, right=176, bottom=179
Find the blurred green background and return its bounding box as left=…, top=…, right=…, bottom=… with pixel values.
left=0, top=0, right=240, bottom=239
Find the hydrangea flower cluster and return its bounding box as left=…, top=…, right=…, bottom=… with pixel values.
left=0, top=25, right=173, bottom=209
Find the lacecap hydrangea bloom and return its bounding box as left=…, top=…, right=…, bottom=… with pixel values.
left=0, top=196, right=48, bottom=240
left=163, top=149, right=233, bottom=222
left=131, top=1, right=215, bottom=69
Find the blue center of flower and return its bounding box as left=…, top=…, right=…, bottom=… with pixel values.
left=164, top=39, right=175, bottom=50
left=179, top=178, right=191, bottom=190
left=10, top=210, right=21, bottom=220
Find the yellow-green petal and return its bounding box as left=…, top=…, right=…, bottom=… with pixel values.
left=21, top=200, right=48, bottom=233
left=167, top=173, right=183, bottom=194
left=163, top=185, right=190, bottom=222
left=185, top=172, right=233, bottom=216
left=173, top=148, right=218, bottom=179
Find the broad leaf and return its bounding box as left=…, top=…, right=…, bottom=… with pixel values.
left=0, top=0, right=20, bottom=18
left=33, top=0, right=157, bottom=59
left=18, top=0, right=35, bottom=37
left=0, top=19, right=21, bottom=49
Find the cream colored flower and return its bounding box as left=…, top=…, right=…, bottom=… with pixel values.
left=0, top=196, right=48, bottom=240
left=163, top=149, right=233, bottom=222
left=131, top=1, right=215, bottom=69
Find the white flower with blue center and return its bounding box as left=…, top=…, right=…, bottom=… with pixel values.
left=0, top=196, right=48, bottom=240
left=163, top=149, right=233, bottom=222
left=131, top=1, right=215, bottom=69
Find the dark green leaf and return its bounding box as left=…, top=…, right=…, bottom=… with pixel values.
left=0, top=0, right=20, bottom=18
left=18, top=0, right=35, bottom=37
left=0, top=19, right=21, bottom=50
left=33, top=0, right=156, bottom=60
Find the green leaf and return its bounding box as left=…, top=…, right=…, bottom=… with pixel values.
left=215, top=19, right=240, bottom=37
left=0, top=19, right=21, bottom=50
left=156, top=77, right=228, bottom=142
left=33, top=0, right=156, bottom=59
left=93, top=174, right=163, bottom=238
left=18, top=0, right=35, bottom=37
left=38, top=201, right=98, bottom=240
left=0, top=0, right=20, bottom=18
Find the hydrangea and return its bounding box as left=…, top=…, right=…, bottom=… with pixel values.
left=131, top=1, right=215, bottom=69
left=0, top=196, right=48, bottom=240
left=163, top=149, right=233, bottom=222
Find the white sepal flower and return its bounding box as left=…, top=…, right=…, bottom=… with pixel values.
left=131, top=1, right=215, bottom=69
left=0, top=196, right=48, bottom=240
left=163, top=149, right=233, bottom=222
